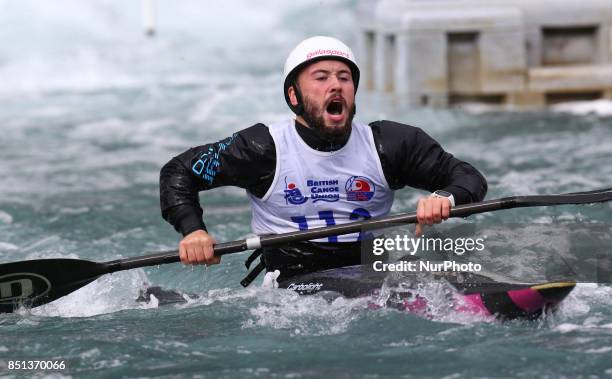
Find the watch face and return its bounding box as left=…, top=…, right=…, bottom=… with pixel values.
left=434, top=190, right=452, bottom=197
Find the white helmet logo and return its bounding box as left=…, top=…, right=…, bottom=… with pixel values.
left=306, top=49, right=351, bottom=60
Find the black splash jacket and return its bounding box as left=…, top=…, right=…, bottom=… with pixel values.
left=160, top=120, right=488, bottom=236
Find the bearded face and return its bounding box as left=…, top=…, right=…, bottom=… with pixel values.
left=300, top=93, right=356, bottom=139
left=288, top=60, right=357, bottom=140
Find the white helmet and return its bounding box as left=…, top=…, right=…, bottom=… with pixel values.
left=283, top=36, right=360, bottom=114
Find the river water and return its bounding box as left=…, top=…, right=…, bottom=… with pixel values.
left=1, top=1, right=612, bottom=378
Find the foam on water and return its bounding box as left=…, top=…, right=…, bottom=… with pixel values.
left=243, top=290, right=369, bottom=336
left=457, top=100, right=612, bottom=118
left=0, top=242, right=18, bottom=251
left=27, top=269, right=152, bottom=318
left=0, top=210, right=13, bottom=224
left=552, top=100, right=612, bottom=117
left=553, top=284, right=612, bottom=326
left=0, top=0, right=354, bottom=96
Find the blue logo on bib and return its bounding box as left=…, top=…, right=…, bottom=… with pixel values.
left=284, top=177, right=308, bottom=205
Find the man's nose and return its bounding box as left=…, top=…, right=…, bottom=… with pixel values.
left=329, top=75, right=342, bottom=91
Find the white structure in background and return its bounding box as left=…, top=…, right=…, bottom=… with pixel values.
left=142, top=0, right=156, bottom=37
left=357, top=0, right=612, bottom=108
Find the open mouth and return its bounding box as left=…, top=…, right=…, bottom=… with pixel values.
left=326, top=99, right=344, bottom=115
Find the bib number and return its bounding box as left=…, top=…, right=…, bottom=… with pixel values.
left=290, top=208, right=372, bottom=242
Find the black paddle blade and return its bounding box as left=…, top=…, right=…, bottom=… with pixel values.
left=0, top=258, right=108, bottom=313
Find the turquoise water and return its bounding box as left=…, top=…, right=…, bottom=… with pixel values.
left=1, top=1, right=612, bottom=378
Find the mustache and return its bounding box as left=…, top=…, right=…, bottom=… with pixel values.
left=301, top=99, right=356, bottom=140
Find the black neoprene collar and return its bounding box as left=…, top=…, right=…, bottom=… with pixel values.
left=294, top=120, right=350, bottom=152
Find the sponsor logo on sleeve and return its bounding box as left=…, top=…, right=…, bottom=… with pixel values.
left=345, top=176, right=375, bottom=201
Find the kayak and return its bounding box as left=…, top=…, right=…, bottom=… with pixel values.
left=138, top=264, right=574, bottom=321
left=276, top=264, right=575, bottom=320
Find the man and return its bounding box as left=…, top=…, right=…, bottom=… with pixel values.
left=160, top=36, right=487, bottom=284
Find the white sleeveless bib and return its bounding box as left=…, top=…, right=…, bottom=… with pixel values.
left=249, top=120, right=394, bottom=242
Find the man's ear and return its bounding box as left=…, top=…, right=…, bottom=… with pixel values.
left=288, top=85, right=298, bottom=106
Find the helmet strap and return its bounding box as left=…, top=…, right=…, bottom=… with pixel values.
left=291, top=79, right=304, bottom=116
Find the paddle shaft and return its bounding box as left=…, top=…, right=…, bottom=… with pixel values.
left=103, top=188, right=612, bottom=273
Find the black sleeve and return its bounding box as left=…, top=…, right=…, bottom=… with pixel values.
left=370, top=120, right=487, bottom=205
left=160, top=123, right=276, bottom=236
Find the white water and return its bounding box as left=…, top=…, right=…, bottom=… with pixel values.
left=0, top=0, right=355, bottom=96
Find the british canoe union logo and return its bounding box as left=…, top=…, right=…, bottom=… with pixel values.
left=284, top=177, right=308, bottom=205
left=345, top=176, right=375, bottom=201
left=307, top=179, right=340, bottom=203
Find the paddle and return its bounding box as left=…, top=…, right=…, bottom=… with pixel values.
left=1, top=187, right=611, bottom=313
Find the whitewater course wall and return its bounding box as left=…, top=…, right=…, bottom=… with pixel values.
left=356, top=0, right=612, bottom=108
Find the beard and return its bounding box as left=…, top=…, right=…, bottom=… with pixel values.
left=301, top=95, right=356, bottom=140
